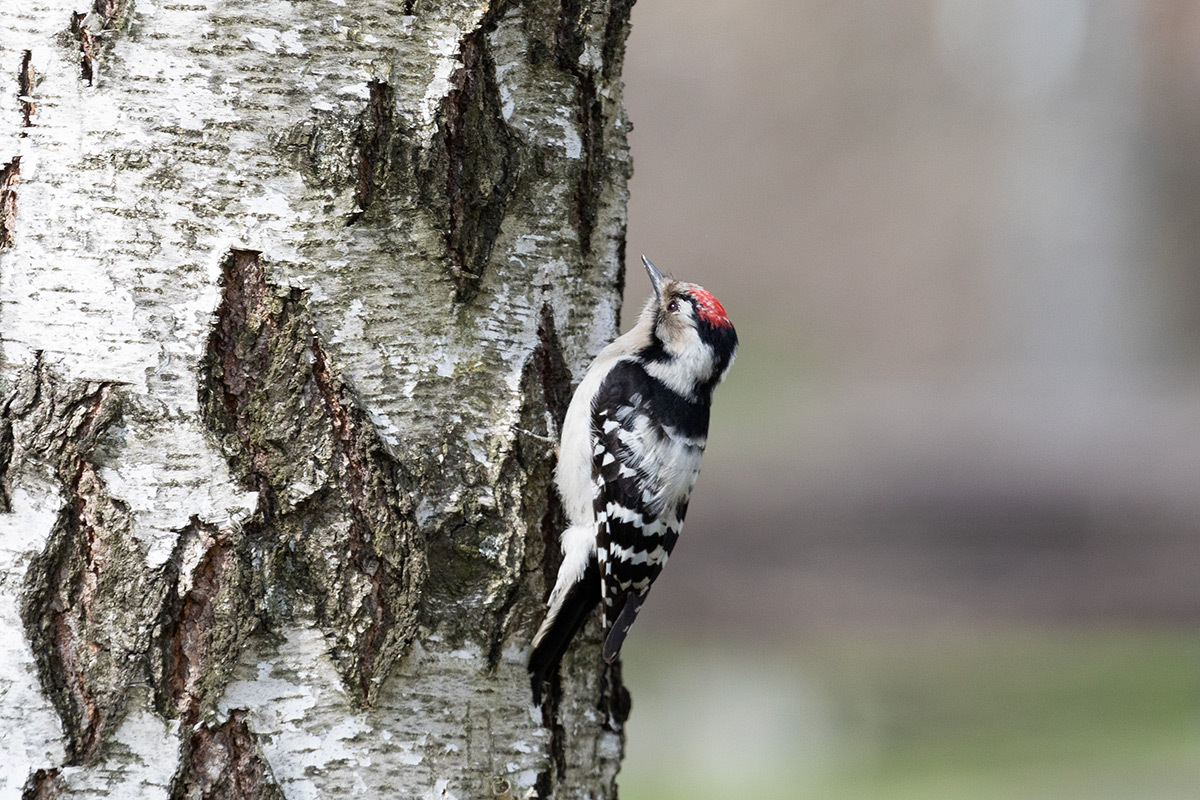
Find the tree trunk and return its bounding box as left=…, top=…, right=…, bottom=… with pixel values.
left=0, top=1, right=634, bottom=797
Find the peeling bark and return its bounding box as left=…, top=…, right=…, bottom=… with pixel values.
left=0, top=0, right=635, bottom=795
left=69, top=0, right=127, bottom=87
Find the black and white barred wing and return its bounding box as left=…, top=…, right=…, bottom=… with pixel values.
left=592, top=362, right=705, bottom=662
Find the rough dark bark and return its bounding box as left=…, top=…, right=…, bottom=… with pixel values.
left=0, top=0, right=635, bottom=797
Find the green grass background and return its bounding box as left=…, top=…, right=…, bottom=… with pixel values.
left=619, top=627, right=1200, bottom=800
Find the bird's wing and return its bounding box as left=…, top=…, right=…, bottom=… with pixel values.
left=591, top=361, right=687, bottom=662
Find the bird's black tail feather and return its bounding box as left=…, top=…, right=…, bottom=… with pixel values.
left=528, top=557, right=600, bottom=705
left=602, top=590, right=646, bottom=663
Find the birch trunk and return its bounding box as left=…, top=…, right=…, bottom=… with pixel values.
left=0, top=1, right=634, bottom=797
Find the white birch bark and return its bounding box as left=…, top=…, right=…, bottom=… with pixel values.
left=0, top=0, right=634, bottom=797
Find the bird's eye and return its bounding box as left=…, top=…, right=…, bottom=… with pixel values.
left=667, top=300, right=679, bottom=313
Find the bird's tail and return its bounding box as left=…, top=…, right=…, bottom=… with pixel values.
left=602, top=590, right=647, bottom=663
left=528, top=555, right=600, bottom=705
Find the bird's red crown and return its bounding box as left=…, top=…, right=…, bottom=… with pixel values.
left=691, top=287, right=732, bottom=329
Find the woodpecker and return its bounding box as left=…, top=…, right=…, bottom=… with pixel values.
left=528, top=256, right=737, bottom=704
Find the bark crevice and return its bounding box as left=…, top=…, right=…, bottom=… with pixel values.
left=555, top=0, right=632, bottom=259
left=21, top=767, right=63, bottom=800
left=198, top=249, right=423, bottom=704
left=11, top=369, right=162, bottom=765
left=348, top=80, right=412, bottom=225
left=169, top=711, right=285, bottom=800
left=1, top=157, right=20, bottom=249
left=19, top=50, right=34, bottom=130
left=154, top=518, right=256, bottom=726
left=427, top=7, right=521, bottom=301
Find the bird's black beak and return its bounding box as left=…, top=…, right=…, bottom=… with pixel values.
left=641, top=255, right=664, bottom=302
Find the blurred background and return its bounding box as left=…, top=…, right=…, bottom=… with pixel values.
left=616, top=1, right=1200, bottom=797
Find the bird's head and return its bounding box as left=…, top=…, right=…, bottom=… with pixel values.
left=636, top=255, right=738, bottom=396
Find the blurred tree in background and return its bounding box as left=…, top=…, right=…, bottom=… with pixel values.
left=618, top=2, right=1200, bottom=797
